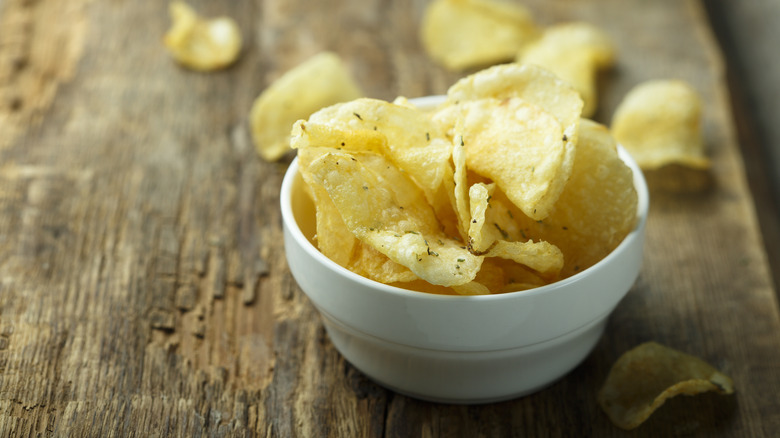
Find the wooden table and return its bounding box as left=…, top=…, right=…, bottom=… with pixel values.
left=1, top=0, right=778, bottom=436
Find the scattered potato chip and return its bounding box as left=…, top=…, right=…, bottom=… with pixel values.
left=598, top=342, right=734, bottom=430
left=421, top=0, right=539, bottom=70
left=517, top=22, right=615, bottom=117
left=611, top=80, right=710, bottom=170
left=163, top=1, right=242, bottom=72
left=304, top=151, right=483, bottom=287
left=249, top=52, right=363, bottom=162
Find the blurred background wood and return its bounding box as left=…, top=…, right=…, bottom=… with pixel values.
left=0, top=0, right=778, bottom=436
left=703, top=0, right=780, bottom=294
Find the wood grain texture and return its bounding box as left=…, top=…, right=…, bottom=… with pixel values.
left=0, top=0, right=778, bottom=436
left=703, top=0, right=780, bottom=294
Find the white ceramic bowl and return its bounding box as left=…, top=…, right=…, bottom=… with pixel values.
left=280, top=96, right=649, bottom=404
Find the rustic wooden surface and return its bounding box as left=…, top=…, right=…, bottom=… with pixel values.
left=1, top=0, right=779, bottom=436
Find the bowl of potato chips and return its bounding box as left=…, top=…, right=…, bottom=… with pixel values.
left=281, top=64, right=648, bottom=403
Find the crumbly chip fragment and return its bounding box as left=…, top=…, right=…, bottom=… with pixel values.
left=249, top=52, right=362, bottom=162
left=163, top=1, right=242, bottom=71
left=599, top=342, right=735, bottom=430
left=611, top=80, right=709, bottom=170
left=517, top=22, right=615, bottom=117
left=421, top=0, right=539, bottom=70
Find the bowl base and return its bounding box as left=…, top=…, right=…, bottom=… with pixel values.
left=320, top=309, right=609, bottom=404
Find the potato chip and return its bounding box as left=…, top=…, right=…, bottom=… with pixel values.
left=305, top=151, right=482, bottom=287
left=163, top=1, right=242, bottom=72
left=427, top=164, right=462, bottom=240
left=249, top=52, right=363, bottom=162
left=517, top=22, right=615, bottom=117
left=452, top=281, right=491, bottom=296
left=298, top=149, right=418, bottom=284
left=438, top=64, right=583, bottom=220
left=451, top=97, right=571, bottom=221
left=467, top=182, right=497, bottom=253
left=306, top=174, right=418, bottom=284
left=469, top=259, right=508, bottom=293
left=293, top=62, right=638, bottom=294
left=451, top=129, right=471, bottom=240
left=291, top=120, right=387, bottom=156
left=484, top=240, right=563, bottom=278
left=304, top=98, right=453, bottom=203
left=467, top=181, right=538, bottom=251
left=442, top=63, right=584, bottom=139
left=466, top=181, right=563, bottom=278
left=611, top=80, right=710, bottom=170
left=293, top=113, right=463, bottom=285
left=598, top=342, right=735, bottom=430
left=420, top=0, right=539, bottom=70
left=506, top=119, right=637, bottom=278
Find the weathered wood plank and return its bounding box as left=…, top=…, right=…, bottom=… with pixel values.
left=0, top=0, right=778, bottom=436
left=703, top=0, right=780, bottom=292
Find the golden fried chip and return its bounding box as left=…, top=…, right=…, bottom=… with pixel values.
left=294, top=113, right=461, bottom=245
left=305, top=98, right=452, bottom=202
left=467, top=182, right=497, bottom=253
left=451, top=281, right=491, bottom=296
left=611, top=80, right=710, bottom=170
left=163, top=1, right=242, bottom=72
left=298, top=149, right=417, bottom=284
left=421, top=0, right=539, bottom=70
left=505, top=119, right=637, bottom=278
left=454, top=97, right=571, bottom=221
left=437, top=64, right=583, bottom=219
left=484, top=240, right=563, bottom=278
left=442, top=63, right=584, bottom=140
left=451, top=129, right=472, bottom=240
left=598, top=342, right=734, bottom=430
left=291, top=121, right=387, bottom=155
left=249, top=52, right=363, bottom=162
left=469, top=259, right=508, bottom=293
left=306, top=151, right=482, bottom=287
left=517, top=22, right=615, bottom=117
left=466, top=182, right=563, bottom=277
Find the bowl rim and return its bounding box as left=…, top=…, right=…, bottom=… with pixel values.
left=280, top=95, right=649, bottom=302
